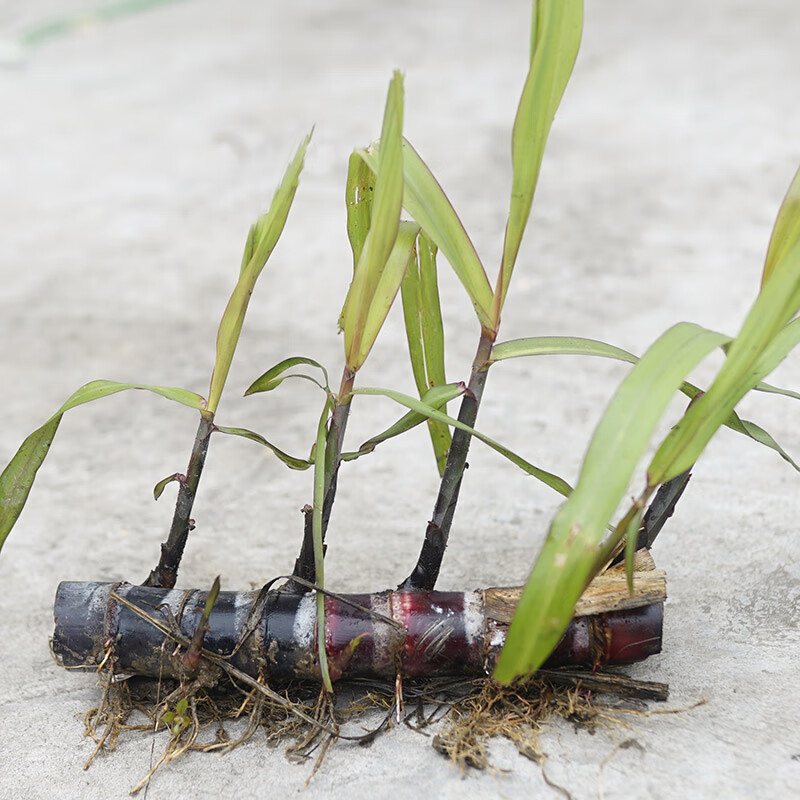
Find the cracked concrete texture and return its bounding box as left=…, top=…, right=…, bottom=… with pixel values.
left=1, top=1, right=799, bottom=798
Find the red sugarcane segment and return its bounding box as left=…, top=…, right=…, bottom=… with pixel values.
left=53, top=559, right=664, bottom=684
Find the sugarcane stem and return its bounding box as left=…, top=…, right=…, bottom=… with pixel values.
left=289, top=370, right=354, bottom=589
left=143, top=414, right=214, bottom=589
left=400, top=331, right=493, bottom=590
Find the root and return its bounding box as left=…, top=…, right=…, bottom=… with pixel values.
left=79, top=662, right=674, bottom=793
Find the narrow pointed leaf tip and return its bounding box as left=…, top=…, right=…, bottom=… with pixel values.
left=493, top=0, right=583, bottom=324
left=208, top=133, right=311, bottom=415
left=494, top=322, right=728, bottom=683
left=245, top=356, right=330, bottom=395
left=342, top=72, right=408, bottom=371
left=215, top=425, right=311, bottom=471
left=761, top=163, right=800, bottom=288
left=0, top=380, right=205, bottom=552
left=358, top=140, right=494, bottom=330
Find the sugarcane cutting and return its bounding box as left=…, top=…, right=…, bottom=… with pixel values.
left=52, top=553, right=666, bottom=686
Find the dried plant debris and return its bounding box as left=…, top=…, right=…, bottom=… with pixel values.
left=78, top=663, right=670, bottom=792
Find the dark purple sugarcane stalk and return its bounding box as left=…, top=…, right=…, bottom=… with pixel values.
left=52, top=580, right=663, bottom=684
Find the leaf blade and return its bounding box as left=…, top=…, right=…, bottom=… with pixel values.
left=208, top=133, right=311, bottom=414
left=341, top=383, right=465, bottom=462
left=245, top=356, right=330, bottom=395
left=490, top=334, right=800, bottom=472
left=351, top=386, right=573, bottom=498
left=342, top=72, right=406, bottom=371
left=214, top=426, right=312, bottom=470
left=494, top=322, right=729, bottom=683
left=650, top=245, right=800, bottom=484
left=358, top=140, right=494, bottom=329
left=0, top=380, right=205, bottom=551
left=494, top=0, right=583, bottom=322
left=762, top=164, right=800, bottom=288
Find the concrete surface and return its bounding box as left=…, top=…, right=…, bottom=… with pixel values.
left=1, top=1, right=799, bottom=798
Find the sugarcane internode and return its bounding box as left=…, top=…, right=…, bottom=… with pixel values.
left=52, top=556, right=664, bottom=684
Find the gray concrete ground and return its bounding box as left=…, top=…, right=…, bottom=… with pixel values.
left=1, top=1, right=799, bottom=798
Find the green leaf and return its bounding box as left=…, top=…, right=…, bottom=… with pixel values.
left=208, top=133, right=311, bottom=414
left=57, top=380, right=205, bottom=413
left=153, top=472, right=182, bottom=501
left=0, top=380, right=205, bottom=552
left=345, top=150, right=376, bottom=275
left=312, top=397, right=335, bottom=693
left=493, top=0, right=583, bottom=323
left=353, top=221, right=420, bottom=370
left=358, top=140, right=494, bottom=330
left=201, top=575, right=221, bottom=621
left=494, top=322, right=729, bottom=683
left=400, top=243, right=427, bottom=394
left=351, top=386, right=573, bottom=498
left=400, top=233, right=451, bottom=476
left=622, top=502, right=644, bottom=593
left=418, top=234, right=448, bottom=390
left=491, top=334, right=800, bottom=472
left=245, top=356, right=330, bottom=395
left=341, top=383, right=465, bottom=462
left=724, top=414, right=800, bottom=472
left=338, top=151, right=378, bottom=332
left=342, top=73, right=408, bottom=372
left=490, top=335, right=637, bottom=366
left=649, top=245, right=800, bottom=484
left=215, top=426, right=311, bottom=470
left=753, top=378, right=800, bottom=402
left=762, top=164, right=800, bottom=288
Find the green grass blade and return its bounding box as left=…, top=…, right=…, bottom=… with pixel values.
left=729, top=416, right=800, bottom=472
left=351, top=386, right=573, bottom=498
left=341, top=383, right=465, bottom=462
left=493, top=0, right=583, bottom=323
left=355, top=221, right=420, bottom=368
left=0, top=380, right=205, bottom=552
left=491, top=334, right=800, bottom=471
left=557, top=324, right=727, bottom=534
left=762, top=164, right=800, bottom=288
left=400, top=242, right=428, bottom=395
left=358, top=140, right=494, bottom=330
left=649, top=245, right=800, bottom=484
left=493, top=322, right=729, bottom=683
left=339, top=151, right=378, bottom=331
left=345, top=150, right=375, bottom=270
left=0, top=417, right=60, bottom=553
left=753, top=378, right=800, bottom=402
left=342, top=72, right=405, bottom=371
left=622, top=502, right=644, bottom=593
left=153, top=472, right=181, bottom=500
left=214, top=426, right=312, bottom=470
left=490, top=335, right=638, bottom=366
left=244, top=356, right=330, bottom=395
left=208, top=133, right=311, bottom=414
left=418, top=233, right=451, bottom=475
left=400, top=232, right=451, bottom=475
left=419, top=233, right=448, bottom=388
left=312, top=397, right=335, bottom=693
left=751, top=316, right=800, bottom=388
